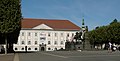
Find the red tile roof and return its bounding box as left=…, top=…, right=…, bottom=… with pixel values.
left=21, top=18, right=81, bottom=30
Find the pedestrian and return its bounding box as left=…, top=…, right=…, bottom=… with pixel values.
left=108, top=42, right=112, bottom=53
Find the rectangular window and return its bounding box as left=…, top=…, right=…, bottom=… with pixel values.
left=35, top=41, right=37, bottom=45
left=61, top=33, right=63, bottom=37
left=60, top=41, right=64, bottom=45
left=28, top=32, right=31, bottom=36
left=55, top=33, right=57, bottom=37
left=35, top=33, right=37, bottom=36
left=48, top=41, right=51, bottom=45
left=28, top=41, right=31, bottom=45
left=22, top=32, right=24, bottom=36
left=67, top=33, right=69, bottom=37
left=21, top=41, right=25, bottom=45
left=54, top=41, right=57, bottom=45
left=72, top=33, right=74, bottom=37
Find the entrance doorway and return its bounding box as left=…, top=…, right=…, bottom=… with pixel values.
left=41, top=47, right=45, bottom=51
left=39, top=43, right=46, bottom=51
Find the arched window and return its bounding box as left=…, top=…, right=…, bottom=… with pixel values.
left=35, top=48, right=37, bottom=50
left=28, top=48, right=31, bottom=50
left=21, top=48, right=24, bottom=50
left=15, top=48, right=18, bottom=50
left=48, top=48, right=51, bottom=50
left=61, top=48, right=63, bottom=50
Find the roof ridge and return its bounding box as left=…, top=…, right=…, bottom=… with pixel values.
left=23, top=18, right=69, bottom=21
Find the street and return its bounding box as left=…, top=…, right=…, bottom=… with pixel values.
left=18, top=51, right=120, bottom=61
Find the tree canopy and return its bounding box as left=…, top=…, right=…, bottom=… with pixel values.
left=0, top=0, right=22, bottom=53
left=0, top=0, right=22, bottom=34
left=88, top=19, right=120, bottom=45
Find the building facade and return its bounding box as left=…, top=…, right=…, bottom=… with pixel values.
left=13, top=18, right=80, bottom=51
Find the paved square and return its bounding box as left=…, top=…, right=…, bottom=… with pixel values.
left=0, top=54, right=14, bottom=61
left=19, top=51, right=120, bottom=61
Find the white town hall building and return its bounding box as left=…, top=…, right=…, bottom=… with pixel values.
left=13, top=18, right=81, bottom=51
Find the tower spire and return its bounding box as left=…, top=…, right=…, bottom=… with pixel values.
left=82, top=16, right=85, bottom=31
left=82, top=18, right=84, bottom=25
left=82, top=15, right=85, bottom=25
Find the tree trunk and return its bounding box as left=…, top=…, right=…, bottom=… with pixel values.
left=5, top=36, right=8, bottom=54
left=8, top=43, right=14, bottom=53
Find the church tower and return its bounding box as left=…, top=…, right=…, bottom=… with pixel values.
left=82, top=18, right=86, bottom=32
left=81, top=18, right=88, bottom=32
left=81, top=18, right=90, bottom=50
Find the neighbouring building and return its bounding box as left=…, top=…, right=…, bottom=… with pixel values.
left=13, top=18, right=81, bottom=51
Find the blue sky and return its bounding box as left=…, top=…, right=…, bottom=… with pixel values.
left=21, top=0, right=120, bottom=30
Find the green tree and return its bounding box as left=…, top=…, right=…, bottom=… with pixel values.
left=0, top=0, right=22, bottom=54
left=110, top=19, right=118, bottom=25
left=88, top=19, right=120, bottom=49
left=88, top=26, right=109, bottom=49
left=108, top=21, right=120, bottom=43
